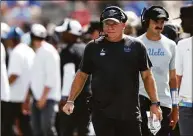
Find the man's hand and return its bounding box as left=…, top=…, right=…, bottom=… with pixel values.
left=59, top=96, right=68, bottom=111
left=36, top=86, right=50, bottom=109
left=62, top=71, right=88, bottom=115
left=63, top=102, right=74, bottom=115
left=22, top=90, right=31, bottom=115
left=150, top=105, right=163, bottom=121
left=169, top=107, right=179, bottom=130
left=22, top=101, right=31, bottom=115
left=36, top=97, right=47, bottom=109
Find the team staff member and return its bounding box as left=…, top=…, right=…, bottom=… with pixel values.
left=162, top=23, right=180, bottom=44
left=7, top=27, right=34, bottom=136
left=1, top=43, right=11, bottom=136
left=161, top=23, right=181, bottom=136
left=84, top=21, right=101, bottom=42
left=1, top=22, right=11, bottom=67
left=55, top=18, right=90, bottom=136
left=24, top=24, right=61, bottom=136
left=138, top=6, right=179, bottom=136
left=176, top=5, right=193, bottom=136
left=63, top=6, right=162, bottom=136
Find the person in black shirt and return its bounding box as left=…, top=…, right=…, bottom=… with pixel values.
left=55, top=18, right=91, bottom=136
left=162, top=23, right=180, bottom=44
left=63, top=6, right=162, bottom=136
left=83, top=21, right=101, bottom=43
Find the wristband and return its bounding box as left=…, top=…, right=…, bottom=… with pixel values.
left=170, top=88, right=179, bottom=107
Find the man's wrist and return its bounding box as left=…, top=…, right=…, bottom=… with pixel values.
left=151, top=101, right=160, bottom=107
left=41, top=94, right=48, bottom=100
left=170, top=88, right=179, bottom=107
left=172, top=104, right=179, bottom=108
left=172, top=105, right=179, bottom=110
left=66, top=100, right=74, bottom=104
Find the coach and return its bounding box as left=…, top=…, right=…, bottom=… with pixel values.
left=63, top=6, right=162, bottom=136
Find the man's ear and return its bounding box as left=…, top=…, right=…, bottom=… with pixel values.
left=122, top=23, right=126, bottom=29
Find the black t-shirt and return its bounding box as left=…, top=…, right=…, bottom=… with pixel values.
left=60, top=43, right=90, bottom=94
left=80, top=35, right=152, bottom=121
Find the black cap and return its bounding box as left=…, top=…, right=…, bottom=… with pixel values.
left=148, top=7, right=169, bottom=21
left=101, top=9, right=123, bottom=23
left=100, top=6, right=128, bottom=23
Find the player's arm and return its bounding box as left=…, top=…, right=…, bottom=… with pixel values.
left=169, top=43, right=179, bottom=129
left=176, top=75, right=182, bottom=90
left=169, top=69, right=179, bottom=107
left=169, top=70, right=177, bottom=89
left=169, top=44, right=179, bottom=107
left=141, top=69, right=159, bottom=103
left=67, top=70, right=89, bottom=102
left=169, top=70, right=179, bottom=130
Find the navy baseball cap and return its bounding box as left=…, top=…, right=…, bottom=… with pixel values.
left=102, top=9, right=123, bottom=23
left=5, top=27, right=24, bottom=39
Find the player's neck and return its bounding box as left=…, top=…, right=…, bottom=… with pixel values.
left=146, top=31, right=161, bottom=41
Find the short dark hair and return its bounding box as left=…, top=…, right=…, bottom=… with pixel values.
left=86, top=21, right=101, bottom=34
left=162, top=24, right=179, bottom=43
left=30, top=33, right=45, bottom=41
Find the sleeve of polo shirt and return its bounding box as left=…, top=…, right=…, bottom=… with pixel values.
left=79, top=43, right=93, bottom=74
left=169, top=42, right=177, bottom=70
left=44, top=52, right=60, bottom=88
left=138, top=41, right=153, bottom=71
left=8, top=51, right=23, bottom=76
left=176, top=41, right=183, bottom=75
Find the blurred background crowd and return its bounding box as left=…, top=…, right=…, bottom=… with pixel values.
left=1, top=0, right=193, bottom=39
left=1, top=0, right=193, bottom=136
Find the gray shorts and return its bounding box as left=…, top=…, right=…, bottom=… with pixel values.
left=179, top=106, right=193, bottom=136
